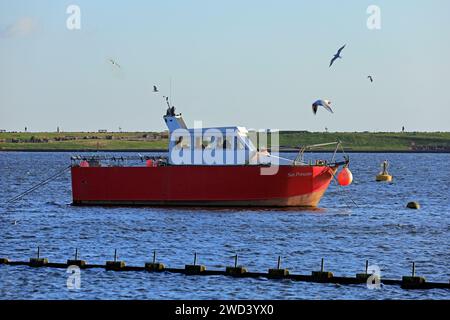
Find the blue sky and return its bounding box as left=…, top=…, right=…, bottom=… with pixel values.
left=1, top=0, right=449, bottom=132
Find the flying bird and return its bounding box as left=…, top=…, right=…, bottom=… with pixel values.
left=329, top=44, right=346, bottom=67
left=367, top=75, right=373, bottom=82
left=108, top=59, right=121, bottom=68
left=153, top=85, right=159, bottom=92
left=312, top=99, right=334, bottom=115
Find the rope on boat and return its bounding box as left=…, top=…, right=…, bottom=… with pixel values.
left=5, top=165, right=71, bottom=204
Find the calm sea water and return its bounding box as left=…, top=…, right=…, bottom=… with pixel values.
left=0, top=152, right=449, bottom=300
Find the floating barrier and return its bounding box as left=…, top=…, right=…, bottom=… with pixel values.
left=0, top=250, right=448, bottom=290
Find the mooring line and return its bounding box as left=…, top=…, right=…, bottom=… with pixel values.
left=329, top=169, right=359, bottom=208
left=5, top=165, right=71, bottom=204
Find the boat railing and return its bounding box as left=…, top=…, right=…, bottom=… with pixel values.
left=293, top=141, right=347, bottom=166
left=70, top=141, right=349, bottom=168
left=70, top=155, right=169, bottom=167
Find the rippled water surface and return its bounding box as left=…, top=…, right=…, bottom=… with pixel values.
left=0, top=152, right=449, bottom=299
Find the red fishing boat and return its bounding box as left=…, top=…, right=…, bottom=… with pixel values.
left=71, top=108, right=352, bottom=207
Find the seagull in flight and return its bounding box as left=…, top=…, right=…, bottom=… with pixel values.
left=367, top=75, right=374, bottom=82
left=312, top=99, right=334, bottom=115
left=329, top=44, right=346, bottom=67
left=108, top=59, right=121, bottom=68
left=153, top=85, right=159, bottom=92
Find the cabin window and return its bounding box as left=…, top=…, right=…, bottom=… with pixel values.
left=222, top=137, right=234, bottom=149
left=236, top=138, right=245, bottom=150
left=194, top=136, right=202, bottom=149
left=200, top=136, right=211, bottom=149
left=203, top=134, right=223, bottom=149
left=173, top=135, right=190, bottom=149
left=215, top=136, right=223, bottom=149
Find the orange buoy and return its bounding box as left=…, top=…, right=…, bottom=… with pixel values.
left=337, top=167, right=353, bottom=186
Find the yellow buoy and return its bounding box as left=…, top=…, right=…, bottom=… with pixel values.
left=376, top=160, right=393, bottom=182
left=376, top=173, right=392, bottom=182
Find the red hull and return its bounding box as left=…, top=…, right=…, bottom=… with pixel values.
left=71, top=165, right=336, bottom=207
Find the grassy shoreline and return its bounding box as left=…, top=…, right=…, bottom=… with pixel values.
left=1, top=131, right=450, bottom=152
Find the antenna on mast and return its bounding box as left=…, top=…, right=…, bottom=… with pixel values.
left=169, top=76, right=173, bottom=106
left=163, top=96, right=171, bottom=109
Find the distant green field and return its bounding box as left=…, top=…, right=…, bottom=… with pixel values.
left=278, top=131, right=450, bottom=151
left=1, top=131, right=450, bottom=151
left=0, top=132, right=167, bottom=150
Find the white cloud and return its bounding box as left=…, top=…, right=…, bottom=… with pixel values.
left=1, top=17, right=37, bottom=38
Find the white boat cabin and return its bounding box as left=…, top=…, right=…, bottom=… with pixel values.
left=163, top=113, right=271, bottom=166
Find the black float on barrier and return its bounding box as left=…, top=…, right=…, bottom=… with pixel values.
left=185, top=252, right=206, bottom=274
left=29, top=246, right=48, bottom=267
left=268, top=256, right=289, bottom=277
left=402, top=262, right=426, bottom=289
left=225, top=254, right=247, bottom=276
left=311, top=258, right=333, bottom=281
left=106, top=249, right=126, bottom=270
left=356, top=260, right=370, bottom=282
left=145, top=250, right=165, bottom=271
left=67, top=248, right=86, bottom=267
